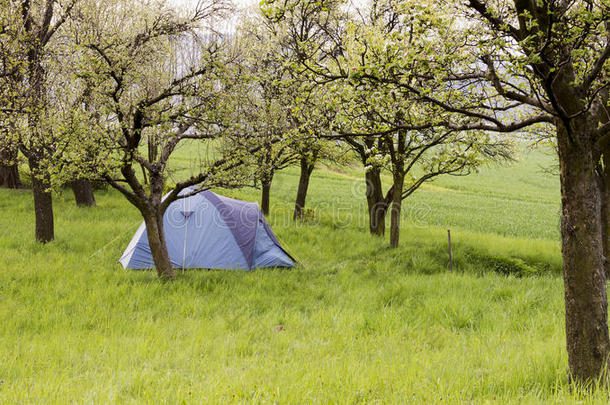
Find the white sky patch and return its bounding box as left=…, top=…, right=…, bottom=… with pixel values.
left=171, top=0, right=256, bottom=5
left=169, top=0, right=258, bottom=33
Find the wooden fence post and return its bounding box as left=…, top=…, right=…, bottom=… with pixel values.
left=448, top=229, right=453, bottom=273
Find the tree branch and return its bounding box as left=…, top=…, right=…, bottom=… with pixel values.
left=103, top=174, right=143, bottom=210
left=467, top=0, right=521, bottom=41
left=481, top=54, right=552, bottom=111
left=43, top=0, right=78, bottom=45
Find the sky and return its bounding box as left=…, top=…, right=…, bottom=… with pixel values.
left=170, top=0, right=259, bottom=32
left=171, top=0, right=257, bottom=9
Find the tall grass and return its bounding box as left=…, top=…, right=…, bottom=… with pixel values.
left=2, top=147, right=608, bottom=403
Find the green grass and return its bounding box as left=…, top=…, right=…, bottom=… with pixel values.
left=2, top=146, right=609, bottom=403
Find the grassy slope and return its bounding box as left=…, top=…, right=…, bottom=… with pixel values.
left=0, top=146, right=607, bottom=403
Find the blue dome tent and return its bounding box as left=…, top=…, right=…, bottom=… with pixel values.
left=120, top=188, right=295, bottom=270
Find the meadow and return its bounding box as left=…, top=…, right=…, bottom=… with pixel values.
left=2, top=145, right=608, bottom=403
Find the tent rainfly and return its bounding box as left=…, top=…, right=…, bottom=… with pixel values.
left=119, top=188, right=295, bottom=270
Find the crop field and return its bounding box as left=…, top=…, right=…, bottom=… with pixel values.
left=1, top=146, right=608, bottom=403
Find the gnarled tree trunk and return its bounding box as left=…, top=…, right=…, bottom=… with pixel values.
left=71, top=179, right=96, bottom=207
left=596, top=88, right=609, bottom=279
left=557, top=122, right=610, bottom=381
left=261, top=173, right=273, bottom=217
left=142, top=208, right=174, bottom=280
left=601, top=154, right=609, bottom=278
left=28, top=156, right=54, bottom=243
left=365, top=168, right=388, bottom=236
left=389, top=173, right=404, bottom=248
left=0, top=147, right=23, bottom=189
left=293, top=157, right=315, bottom=221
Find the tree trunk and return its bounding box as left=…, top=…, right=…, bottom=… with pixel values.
left=28, top=157, right=54, bottom=243
left=389, top=173, right=404, bottom=248
left=293, top=157, right=314, bottom=221
left=261, top=174, right=273, bottom=217
left=143, top=209, right=174, bottom=280
left=0, top=147, right=23, bottom=189
left=365, top=168, right=388, bottom=236
left=71, top=178, right=96, bottom=207
left=557, top=123, right=610, bottom=382
left=601, top=155, right=609, bottom=279
left=596, top=88, right=609, bottom=280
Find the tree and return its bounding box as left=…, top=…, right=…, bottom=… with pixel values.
left=266, top=0, right=610, bottom=382
left=1, top=0, right=100, bottom=204
left=292, top=148, right=317, bottom=220
left=289, top=131, right=345, bottom=221
left=49, top=76, right=102, bottom=207
left=72, top=0, right=260, bottom=279
left=0, top=0, right=80, bottom=241
left=228, top=15, right=304, bottom=217
left=435, top=0, right=610, bottom=382
left=23, top=0, right=80, bottom=242
left=283, top=81, right=349, bottom=221
left=259, top=143, right=298, bottom=217
left=237, top=10, right=347, bottom=221
left=329, top=81, right=510, bottom=247
left=58, top=78, right=99, bottom=207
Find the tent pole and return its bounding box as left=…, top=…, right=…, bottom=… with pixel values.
left=182, top=218, right=188, bottom=272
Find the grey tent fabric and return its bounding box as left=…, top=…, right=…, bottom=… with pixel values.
left=120, top=188, right=295, bottom=270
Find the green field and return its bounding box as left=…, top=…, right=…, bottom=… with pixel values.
left=2, top=146, right=609, bottom=403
